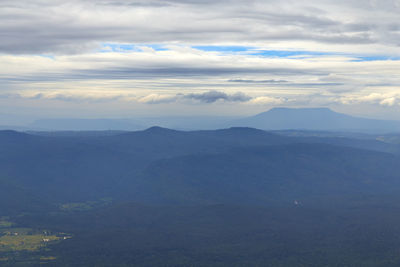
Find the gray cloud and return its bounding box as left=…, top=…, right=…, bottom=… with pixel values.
left=72, top=67, right=328, bottom=80
left=0, top=67, right=329, bottom=84
left=182, top=90, right=251, bottom=103
left=228, top=79, right=288, bottom=83
left=26, top=93, right=124, bottom=103
left=0, top=93, right=21, bottom=99
left=0, top=0, right=399, bottom=54
left=0, top=90, right=253, bottom=104
left=228, top=79, right=343, bottom=87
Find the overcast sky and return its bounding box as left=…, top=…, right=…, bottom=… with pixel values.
left=2, top=0, right=400, bottom=123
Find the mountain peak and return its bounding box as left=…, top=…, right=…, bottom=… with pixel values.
left=143, top=126, right=180, bottom=134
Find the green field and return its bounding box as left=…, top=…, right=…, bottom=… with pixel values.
left=0, top=228, right=61, bottom=252
left=0, top=218, right=14, bottom=228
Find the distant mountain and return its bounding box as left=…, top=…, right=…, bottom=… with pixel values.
left=30, top=118, right=144, bottom=131
left=10, top=108, right=400, bottom=132
left=29, top=116, right=237, bottom=131
left=232, top=107, right=400, bottom=133
left=0, top=125, right=33, bottom=131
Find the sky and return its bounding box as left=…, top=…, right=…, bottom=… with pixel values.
left=1, top=0, right=400, bottom=124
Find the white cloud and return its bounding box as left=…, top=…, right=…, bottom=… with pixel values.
left=380, top=97, right=398, bottom=106
left=338, top=93, right=400, bottom=107
left=249, top=96, right=287, bottom=105
left=137, top=94, right=177, bottom=104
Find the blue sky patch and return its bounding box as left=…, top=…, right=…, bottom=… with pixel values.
left=99, top=43, right=400, bottom=63
left=191, top=46, right=254, bottom=52
left=250, top=50, right=330, bottom=57
left=191, top=46, right=332, bottom=58
left=351, top=56, right=400, bottom=62
left=100, top=43, right=168, bottom=52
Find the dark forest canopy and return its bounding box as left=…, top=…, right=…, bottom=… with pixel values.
left=1, top=127, right=400, bottom=266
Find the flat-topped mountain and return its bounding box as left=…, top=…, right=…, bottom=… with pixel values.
left=232, top=107, right=400, bottom=133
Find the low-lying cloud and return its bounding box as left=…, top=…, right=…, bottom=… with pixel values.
left=182, top=90, right=251, bottom=103
left=338, top=93, right=400, bottom=107
left=5, top=90, right=278, bottom=105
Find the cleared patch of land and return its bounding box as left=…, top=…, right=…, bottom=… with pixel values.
left=0, top=228, right=61, bottom=252
left=0, top=218, right=13, bottom=228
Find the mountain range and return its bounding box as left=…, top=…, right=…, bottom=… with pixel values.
left=4, top=107, right=400, bottom=133
left=1, top=126, right=400, bottom=214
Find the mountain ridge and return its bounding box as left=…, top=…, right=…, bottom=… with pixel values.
left=2, top=108, right=400, bottom=132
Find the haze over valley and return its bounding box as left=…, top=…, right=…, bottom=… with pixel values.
left=2, top=116, right=400, bottom=265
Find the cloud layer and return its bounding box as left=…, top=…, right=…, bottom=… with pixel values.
left=1, top=0, right=400, bottom=55
left=1, top=0, right=400, bottom=121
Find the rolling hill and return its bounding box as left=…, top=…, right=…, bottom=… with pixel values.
left=1, top=127, right=400, bottom=211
